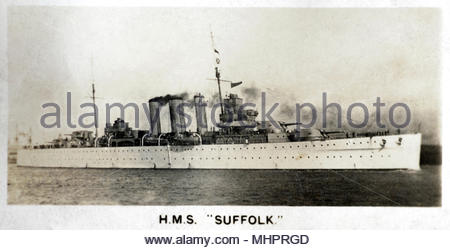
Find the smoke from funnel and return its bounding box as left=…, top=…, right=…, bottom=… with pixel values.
left=280, top=104, right=295, bottom=118
left=149, top=92, right=190, bottom=105
left=241, top=86, right=260, bottom=102
left=208, top=92, right=220, bottom=108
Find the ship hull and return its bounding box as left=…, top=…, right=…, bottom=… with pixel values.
left=17, top=134, right=421, bottom=170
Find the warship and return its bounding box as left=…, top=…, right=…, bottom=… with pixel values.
left=16, top=45, right=422, bottom=170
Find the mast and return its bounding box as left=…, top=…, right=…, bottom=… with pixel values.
left=28, top=128, right=32, bottom=147
left=92, top=83, right=98, bottom=138
left=14, top=124, right=18, bottom=144
left=91, top=56, right=98, bottom=138
left=210, top=31, right=224, bottom=116
left=215, top=66, right=224, bottom=116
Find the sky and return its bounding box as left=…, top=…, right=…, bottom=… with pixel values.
left=7, top=7, right=441, bottom=145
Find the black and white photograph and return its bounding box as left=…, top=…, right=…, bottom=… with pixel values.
left=5, top=6, right=442, bottom=207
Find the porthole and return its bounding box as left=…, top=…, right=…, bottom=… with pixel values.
left=350, top=155, right=352, bottom=158
left=315, top=156, right=318, bottom=158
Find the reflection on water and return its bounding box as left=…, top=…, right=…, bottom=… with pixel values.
left=7, top=164, right=441, bottom=206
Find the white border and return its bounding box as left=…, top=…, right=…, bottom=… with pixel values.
left=0, top=0, right=448, bottom=230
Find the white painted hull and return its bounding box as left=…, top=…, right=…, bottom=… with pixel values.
left=17, top=134, right=422, bottom=170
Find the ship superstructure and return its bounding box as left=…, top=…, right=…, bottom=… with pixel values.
left=17, top=85, right=422, bottom=170
left=16, top=43, right=422, bottom=170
